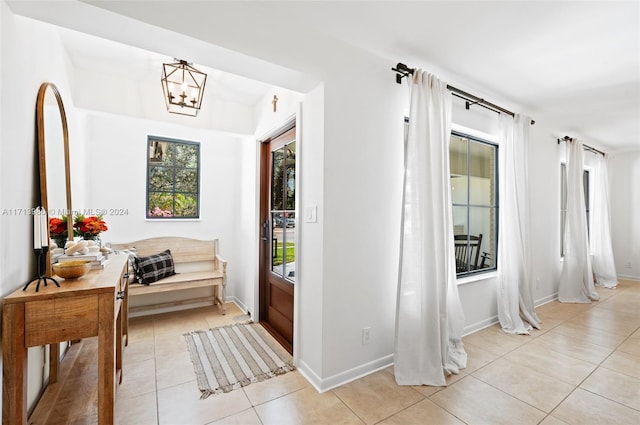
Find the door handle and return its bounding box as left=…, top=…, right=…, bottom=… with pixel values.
left=261, top=219, right=269, bottom=241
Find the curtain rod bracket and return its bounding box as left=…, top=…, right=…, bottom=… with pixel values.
left=465, top=99, right=483, bottom=110
left=557, top=136, right=605, bottom=156
left=393, top=60, right=535, bottom=125
left=392, top=62, right=415, bottom=84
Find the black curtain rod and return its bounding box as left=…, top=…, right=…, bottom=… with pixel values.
left=392, top=62, right=535, bottom=125
left=556, top=136, right=605, bottom=156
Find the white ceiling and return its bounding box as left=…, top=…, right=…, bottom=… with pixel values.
left=58, top=28, right=273, bottom=106
left=263, top=1, right=639, bottom=153
left=9, top=1, right=640, bottom=152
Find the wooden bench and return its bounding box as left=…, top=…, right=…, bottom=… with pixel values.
left=110, top=237, right=227, bottom=315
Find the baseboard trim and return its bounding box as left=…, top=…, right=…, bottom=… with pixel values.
left=535, top=292, right=558, bottom=307
left=460, top=292, right=560, bottom=337
left=295, top=291, right=567, bottom=393
left=129, top=299, right=244, bottom=318
left=226, top=296, right=250, bottom=317
left=296, top=355, right=394, bottom=393
left=462, top=315, right=499, bottom=336
left=617, top=274, right=640, bottom=281
left=295, top=359, right=324, bottom=393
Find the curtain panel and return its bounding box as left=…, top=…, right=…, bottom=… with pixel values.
left=497, top=114, right=540, bottom=334
left=559, top=139, right=599, bottom=303
left=395, top=70, right=466, bottom=386
left=590, top=153, right=618, bottom=288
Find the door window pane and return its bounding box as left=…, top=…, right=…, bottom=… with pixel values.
left=270, top=142, right=296, bottom=282
left=271, top=148, right=285, bottom=211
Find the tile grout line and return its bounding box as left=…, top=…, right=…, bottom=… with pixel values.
left=461, top=285, right=638, bottom=424
left=536, top=286, right=640, bottom=423
left=120, top=288, right=638, bottom=424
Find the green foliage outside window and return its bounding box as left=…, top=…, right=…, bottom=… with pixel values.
left=273, top=241, right=296, bottom=266
left=147, top=136, right=200, bottom=218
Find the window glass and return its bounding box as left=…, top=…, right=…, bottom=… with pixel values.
left=270, top=141, right=296, bottom=282
left=560, top=164, right=589, bottom=256
left=403, top=121, right=498, bottom=278
left=147, top=136, right=200, bottom=218
left=450, top=133, right=498, bottom=276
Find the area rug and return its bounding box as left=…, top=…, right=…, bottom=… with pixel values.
left=184, top=323, right=295, bottom=399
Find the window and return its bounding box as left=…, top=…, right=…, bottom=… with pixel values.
left=147, top=136, right=200, bottom=219
left=560, top=164, right=589, bottom=256
left=269, top=138, right=296, bottom=282
left=450, top=132, right=498, bottom=276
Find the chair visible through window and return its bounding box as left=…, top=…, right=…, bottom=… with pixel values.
left=454, top=234, right=483, bottom=273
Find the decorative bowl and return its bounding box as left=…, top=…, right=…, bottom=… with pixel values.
left=53, top=260, right=92, bottom=279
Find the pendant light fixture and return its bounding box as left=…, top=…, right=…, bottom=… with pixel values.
left=161, top=59, right=207, bottom=117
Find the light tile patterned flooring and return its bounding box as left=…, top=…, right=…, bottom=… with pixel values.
left=45, top=279, right=640, bottom=424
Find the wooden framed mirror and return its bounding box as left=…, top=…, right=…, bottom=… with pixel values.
left=37, top=82, right=72, bottom=276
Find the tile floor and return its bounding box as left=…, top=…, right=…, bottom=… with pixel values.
left=112, top=279, right=640, bottom=424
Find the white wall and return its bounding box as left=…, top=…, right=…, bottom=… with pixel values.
left=0, top=7, right=79, bottom=412
left=253, top=87, right=303, bottom=139
left=316, top=53, right=405, bottom=384
left=292, top=84, right=326, bottom=378
left=231, top=134, right=259, bottom=316
left=609, top=151, right=640, bottom=280
left=78, top=112, right=250, bottom=306
left=528, top=124, right=564, bottom=302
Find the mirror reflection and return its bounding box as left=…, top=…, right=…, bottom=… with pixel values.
left=37, top=82, right=72, bottom=275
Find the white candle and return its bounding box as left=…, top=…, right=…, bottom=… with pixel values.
left=34, top=208, right=41, bottom=249
left=40, top=210, right=48, bottom=247
left=170, top=83, right=178, bottom=100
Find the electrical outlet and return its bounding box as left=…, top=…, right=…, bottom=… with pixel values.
left=626, top=261, right=633, bottom=268
left=362, top=327, right=371, bottom=345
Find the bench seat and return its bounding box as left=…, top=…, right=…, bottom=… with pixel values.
left=111, top=237, right=227, bottom=316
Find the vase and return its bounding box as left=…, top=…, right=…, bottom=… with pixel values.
left=83, top=236, right=101, bottom=248
left=53, top=237, right=67, bottom=249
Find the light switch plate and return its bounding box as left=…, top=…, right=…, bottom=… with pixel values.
left=305, top=206, right=317, bottom=223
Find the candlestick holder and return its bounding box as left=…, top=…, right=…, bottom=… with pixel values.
left=23, top=246, right=59, bottom=292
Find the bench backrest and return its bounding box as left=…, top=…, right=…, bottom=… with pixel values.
left=111, top=237, right=219, bottom=269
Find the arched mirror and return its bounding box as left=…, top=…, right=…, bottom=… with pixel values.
left=37, top=82, right=72, bottom=276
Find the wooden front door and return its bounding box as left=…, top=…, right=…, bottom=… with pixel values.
left=259, top=126, right=296, bottom=354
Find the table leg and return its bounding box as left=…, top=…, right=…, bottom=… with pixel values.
left=123, top=281, right=129, bottom=347
left=2, top=303, right=28, bottom=425
left=98, top=293, right=115, bottom=425
left=49, top=343, right=60, bottom=384
left=116, top=300, right=123, bottom=384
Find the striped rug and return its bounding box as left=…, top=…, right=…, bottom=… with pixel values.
left=184, top=323, right=295, bottom=399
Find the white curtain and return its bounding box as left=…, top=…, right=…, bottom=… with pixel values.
left=559, top=139, right=600, bottom=303
left=395, top=70, right=466, bottom=387
left=497, top=114, right=541, bottom=334
left=590, top=153, right=618, bottom=288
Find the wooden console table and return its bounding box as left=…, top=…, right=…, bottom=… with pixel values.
left=2, top=254, right=128, bottom=425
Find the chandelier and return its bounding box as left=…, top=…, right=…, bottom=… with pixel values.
left=161, top=59, right=207, bottom=117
